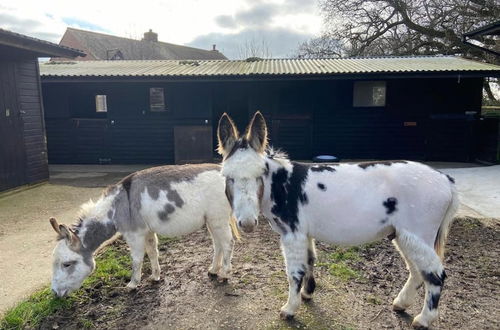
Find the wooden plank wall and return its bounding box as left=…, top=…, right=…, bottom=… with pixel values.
left=43, top=82, right=211, bottom=164
left=0, top=59, right=48, bottom=191
left=42, top=77, right=484, bottom=164
left=17, top=60, right=49, bottom=182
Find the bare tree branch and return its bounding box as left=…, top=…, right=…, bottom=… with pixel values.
left=298, top=0, right=499, bottom=100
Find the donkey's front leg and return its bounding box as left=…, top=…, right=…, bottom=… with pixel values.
left=124, top=232, right=146, bottom=289
left=280, top=233, right=308, bottom=319
left=207, top=220, right=234, bottom=280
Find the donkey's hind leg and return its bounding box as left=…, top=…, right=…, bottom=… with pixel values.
left=207, top=219, right=234, bottom=280
left=300, top=237, right=316, bottom=301
left=392, top=240, right=423, bottom=311
left=395, top=230, right=446, bottom=329
left=145, top=231, right=161, bottom=281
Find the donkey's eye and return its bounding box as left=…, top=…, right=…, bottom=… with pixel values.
left=62, top=262, right=74, bottom=268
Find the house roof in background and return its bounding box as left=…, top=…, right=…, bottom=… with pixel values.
left=40, top=56, right=500, bottom=80
left=0, top=28, right=85, bottom=58
left=57, top=27, right=227, bottom=61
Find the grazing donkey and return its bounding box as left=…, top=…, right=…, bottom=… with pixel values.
left=50, top=164, right=237, bottom=297
left=217, top=112, right=458, bottom=329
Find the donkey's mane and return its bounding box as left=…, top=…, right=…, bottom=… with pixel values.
left=265, top=147, right=291, bottom=168
left=73, top=185, right=120, bottom=230
left=266, top=147, right=288, bottom=160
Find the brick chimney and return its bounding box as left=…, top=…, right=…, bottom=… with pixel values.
left=143, top=29, right=158, bottom=42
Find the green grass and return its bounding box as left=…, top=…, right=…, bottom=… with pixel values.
left=317, top=247, right=362, bottom=281
left=0, top=289, right=73, bottom=330
left=0, top=241, right=131, bottom=330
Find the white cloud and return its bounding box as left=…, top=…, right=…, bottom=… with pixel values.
left=0, top=0, right=321, bottom=58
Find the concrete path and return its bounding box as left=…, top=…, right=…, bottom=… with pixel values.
left=441, top=165, right=500, bottom=218
left=0, top=163, right=498, bottom=317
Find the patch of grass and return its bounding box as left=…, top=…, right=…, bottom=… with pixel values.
left=365, top=295, right=382, bottom=305
left=1, top=242, right=131, bottom=330
left=326, top=263, right=360, bottom=281
left=317, top=247, right=362, bottom=281
left=83, top=247, right=131, bottom=287
left=0, top=289, right=73, bottom=330
left=78, top=318, right=95, bottom=329
left=327, top=248, right=360, bottom=263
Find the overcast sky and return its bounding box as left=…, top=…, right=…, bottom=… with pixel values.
left=0, top=0, right=322, bottom=59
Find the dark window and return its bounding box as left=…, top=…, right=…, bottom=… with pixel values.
left=95, top=95, right=107, bottom=112
left=150, top=87, right=166, bottom=112
left=353, top=81, right=386, bottom=107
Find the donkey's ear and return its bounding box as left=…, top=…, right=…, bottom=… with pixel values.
left=246, top=111, right=268, bottom=154
left=217, top=113, right=239, bottom=157
left=59, top=224, right=82, bottom=250
left=49, top=217, right=61, bottom=234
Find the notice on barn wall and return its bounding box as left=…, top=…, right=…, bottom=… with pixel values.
left=404, top=122, right=417, bottom=126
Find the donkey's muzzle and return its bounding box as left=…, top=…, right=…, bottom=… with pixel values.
left=238, top=220, right=256, bottom=233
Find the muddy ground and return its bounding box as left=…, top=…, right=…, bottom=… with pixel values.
left=39, top=217, right=499, bottom=330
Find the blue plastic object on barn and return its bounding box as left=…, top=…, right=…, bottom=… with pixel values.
left=313, top=155, right=340, bottom=163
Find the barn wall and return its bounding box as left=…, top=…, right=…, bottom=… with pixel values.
left=43, top=82, right=213, bottom=164
left=0, top=58, right=48, bottom=191
left=42, top=76, right=484, bottom=164
left=17, top=60, right=49, bottom=182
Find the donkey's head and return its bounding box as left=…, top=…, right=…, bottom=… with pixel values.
left=49, top=217, right=95, bottom=297
left=217, top=111, right=268, bottom=233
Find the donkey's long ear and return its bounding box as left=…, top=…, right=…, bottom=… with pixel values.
left=217, top=113, right=239, bottom=157
left=59, top=224, right=82, bottom=250
left=246, top=111, right=268, bottom=154
left=49, top=217, right=61, bottom=235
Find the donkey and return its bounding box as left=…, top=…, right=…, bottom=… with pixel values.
left=217, top=112, right=458, bottom=329
left=49, top=164, right=237, bottom=297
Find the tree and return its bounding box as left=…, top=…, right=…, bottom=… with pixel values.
left=237, top=37, right=272, bottom=59
left=298, top=0, right=499, bottom=100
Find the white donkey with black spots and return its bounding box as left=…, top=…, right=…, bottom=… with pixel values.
left=50, top=164, right=238, bottom=297
left=217, top=112, right=458, bottom=329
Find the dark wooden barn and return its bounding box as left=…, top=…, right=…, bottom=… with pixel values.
left=0, top=29, right=84, bottom=192
left=39, top=56, right=500, bottom=165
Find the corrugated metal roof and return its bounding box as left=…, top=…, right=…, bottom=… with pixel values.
left=40, top=56, right=500, bottom=78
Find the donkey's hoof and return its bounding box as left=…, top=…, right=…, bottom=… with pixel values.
left=301, top=291, right=313, bottom=302
left=411, top=318, right=429, bottom=329
left=392, top=303, right=407, bottom=312
left=218, top=277, right=229, bottom=284
left=149, top=275, right=161, bottom=282
left=279, top=311, right=295, bottom=320
left=208, top=271, right=218, bottom=280
left=126, top=283, right=138, bottom=291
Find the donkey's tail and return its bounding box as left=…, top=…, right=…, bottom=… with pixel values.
left=434, top=182, right=459, bottom=260
left=229, top=215, right=241, bottom=241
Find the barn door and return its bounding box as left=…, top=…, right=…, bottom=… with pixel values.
left=0, top=62, right=27, bottom=191
left=174, top=125, right=213, bottom=164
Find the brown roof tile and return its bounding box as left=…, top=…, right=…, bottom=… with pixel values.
left=56, top=28, right=226, bottom=61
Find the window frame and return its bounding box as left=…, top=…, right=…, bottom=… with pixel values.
left=95, top=94, right=108, bottom=112
left=353, top=81, right=387, bottom=108
left=149, top=87, right=166, bottom=112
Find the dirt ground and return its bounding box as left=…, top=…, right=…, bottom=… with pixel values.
left=38, top=216, right=499, bottom=330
